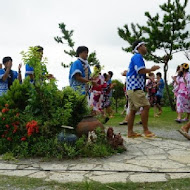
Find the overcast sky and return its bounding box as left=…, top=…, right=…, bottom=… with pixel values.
left=1, top=0, right=190, bottom=88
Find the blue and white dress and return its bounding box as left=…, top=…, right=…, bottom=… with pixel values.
left=69, top=59, right=91, bottom=95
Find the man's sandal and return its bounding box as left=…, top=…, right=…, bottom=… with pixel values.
left=128, top=133, right=142, bottom=138
left=144, top=133, right=156, bottom=138
left=119, top=121, right=128, bottom=125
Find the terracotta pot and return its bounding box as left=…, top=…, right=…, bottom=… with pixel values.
left=76, top=116, right=104, bottom=137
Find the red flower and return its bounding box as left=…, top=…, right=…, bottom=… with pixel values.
left=5, top=104, right=9, bottom=108
left=2, top=108, right=9, bottom=113
left=13, top=125, right=18, bottom=130
left=1, top=135, right=5, bottom=138
left=16, top=113, right=19, bottom=117
left=2, top=118, right=5, bottom=121
left=7, top=137, right=12, bottom=141
left=26, top=120, right=39, bottom=136
left=15, top=121, right=20, bottom=125
left=13, top=129, right=17, bottom=133
left=21, top=137, right=26, bottom=141
left=5, top=124, right=9, bottom=129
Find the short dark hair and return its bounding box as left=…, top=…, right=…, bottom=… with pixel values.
left=149, top=73, right=155, bottom=77
left=2, top=57, right=12, bottom=64
left=103, top=73, right=108, bottom=80
left=108, top=71, right=113, bottom=78
left=132, top=40, right=143, bottom=50
left=35, top=46, right=44, bottom=52
left=76, top=46, right=88, bottom=57
left=95, top=64, right=101, bottom=70
left=156, top=72, right=162, bottom=78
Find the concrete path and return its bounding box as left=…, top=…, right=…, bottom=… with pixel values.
left=0, top=137, right=190, bottom=183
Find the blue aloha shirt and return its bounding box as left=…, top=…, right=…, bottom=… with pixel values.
left=25, top=63, right=34, bottom=83
left=0, top=69, right=18, bottom=96
left=156, top=78, right=165, bottom=97
left=127, top=53, right=146, bottom=91
left=69, top=59, right=91, bottom=95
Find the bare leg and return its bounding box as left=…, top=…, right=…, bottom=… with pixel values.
left=157, top=104, right=162, bottom=115
left=181, top=122, right=190, bottom=133
left=125, top=114, right=129, bottom=122
left=128, top=110, right=136, bottom=136
left=177, top=112, right=182, bottom=120
left=141, top=105, right=154, bottom=135
left=186, top=113, right=190, bottom=120
left=154, top=105, right=157, bottom=117
left=141, top=105, right=149, bottom=132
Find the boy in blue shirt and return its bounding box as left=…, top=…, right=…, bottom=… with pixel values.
left=0, top=57, right=22, bottom=96
left=69, top=46, right=92, bottom=95
left=155, top=72, right=165, bottom=116
left=25, top=46, right=54, bottom=83
left=127, top=41, right=160, bottom=138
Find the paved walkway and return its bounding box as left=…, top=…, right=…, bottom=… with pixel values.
left=0, top=136, right=190, bottom=183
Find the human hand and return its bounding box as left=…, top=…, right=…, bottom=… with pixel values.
left=171, top=76, right=176, bottom=81
left=18, top=63, right=22, bottom=70
left=151, top=65, right=160, bottom=71
left=121, top=70, right=127, bottom=76
left=91, top=80, right=97, bottom=86
left=47, top=74, right=55, bottom=80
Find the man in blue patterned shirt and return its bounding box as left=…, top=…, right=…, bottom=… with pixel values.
left=127, top=41, right=160, bottom=138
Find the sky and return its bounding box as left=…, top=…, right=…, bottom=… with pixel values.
left=0, top=0, right=190, bottom=89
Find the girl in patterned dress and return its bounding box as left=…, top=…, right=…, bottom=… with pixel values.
left=173, top=63, right=190, bottom=123
left=89, top=65, right=104, bottom=115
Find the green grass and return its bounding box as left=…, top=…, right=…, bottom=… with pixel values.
left=0, top=175, right=190, bottom=190
left=106, top=107, right=185, bottom=131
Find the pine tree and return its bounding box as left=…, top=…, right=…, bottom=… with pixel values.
left=118, top=0, right=190, bottom=110
left=54, top=23, right=100, bottom=67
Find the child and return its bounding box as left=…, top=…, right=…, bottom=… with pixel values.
left=146, top=73, right=157, bottom=110
left=89, top=65, right=104, bottom=115
left=154, top=72, right=165, bottom=117
left=173, top=63, right=190, bottom=123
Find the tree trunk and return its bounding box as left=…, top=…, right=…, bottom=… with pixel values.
left=164, top=62, right=175, bottom=111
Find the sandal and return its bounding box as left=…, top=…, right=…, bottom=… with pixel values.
left=119, top=121, right=128, bottom=125
left=144, top=133, right=156, bottom=138
left=175, top=119, right=182, bottom=123
left=181, top=118, right=189, bottom=122
left=136, top=121, right=142, bottom=125
left=128, top=133, right=142, bottom=138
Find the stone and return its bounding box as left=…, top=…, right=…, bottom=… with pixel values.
left=48, top=171, right=86, bottom=183
left=129, top=173, right=167, bottom=182
left=40, top=163, right=68, bottom=171
left=126, top=159, right=185, bottom=169
left=89, top=173, right=129, bottom=183
left=29, top=171, right=48, bottom=179
left=169, top=173, right=190, bottom=179
left=0, top=170, right=36, bottom=177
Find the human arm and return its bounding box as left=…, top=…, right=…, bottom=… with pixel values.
left=18, top=64, right=22, bottom=82
left=75, top=73, right=89, bottom=83
left=138, top=65, right=160, bottom=74
left=2, top=61, right=12, bottom=81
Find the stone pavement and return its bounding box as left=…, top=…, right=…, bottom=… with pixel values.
left=0, top=137, right=190, bottom=183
